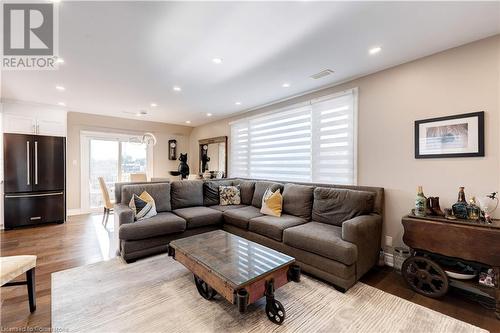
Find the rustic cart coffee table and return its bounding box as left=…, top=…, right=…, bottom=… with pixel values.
left=168, top=230, right=300, bottom=324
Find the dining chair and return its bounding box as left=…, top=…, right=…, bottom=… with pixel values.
left=130, top=173, right=147, bottom=182
left=98, top=177, right=114, bottom=226
left=1, top=255, right=37, bottom=313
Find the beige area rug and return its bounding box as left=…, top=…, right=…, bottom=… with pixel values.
left=52, top=255, right=486, bottom=333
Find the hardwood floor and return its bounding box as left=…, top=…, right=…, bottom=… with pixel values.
left=1, top=214, right=497, bottom=332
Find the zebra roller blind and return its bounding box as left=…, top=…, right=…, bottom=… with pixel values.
left=230, top=88, right=357, bottom=185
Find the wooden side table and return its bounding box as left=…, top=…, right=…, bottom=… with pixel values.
left=401, top=215, right=500, bottom=319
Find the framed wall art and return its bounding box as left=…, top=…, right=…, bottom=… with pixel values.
left=415, top=111, right=484, bottom=158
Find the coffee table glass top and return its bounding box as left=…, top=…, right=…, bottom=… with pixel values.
left=170, top=230, right=295, bottom=287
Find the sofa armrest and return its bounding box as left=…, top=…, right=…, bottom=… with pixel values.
left=114, top=203, right=134, bottom=226
left=341, top=214, right=382, bottom=279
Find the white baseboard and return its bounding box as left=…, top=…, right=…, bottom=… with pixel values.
left=67, top=208, right=89, bottom=216
left=384, top=253, right=394, bottom=267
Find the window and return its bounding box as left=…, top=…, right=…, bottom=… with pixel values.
left=230, top=89, right=357, bottom=185
left=81, top=131, right=153, bottom=211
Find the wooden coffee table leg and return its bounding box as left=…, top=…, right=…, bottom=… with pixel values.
left=265, top=279, right=286, bottom=325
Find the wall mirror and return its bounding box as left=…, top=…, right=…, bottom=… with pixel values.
left=199, top=136, right=227, bottom=178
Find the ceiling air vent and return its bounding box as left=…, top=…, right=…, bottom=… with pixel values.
left=310, top=69, right=334, bottom=79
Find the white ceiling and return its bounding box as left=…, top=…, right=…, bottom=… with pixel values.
left=2, top=1, right=499, bottom=126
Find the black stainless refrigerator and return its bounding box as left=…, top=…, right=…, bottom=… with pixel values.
left=4, top=133, right=66, bottom=229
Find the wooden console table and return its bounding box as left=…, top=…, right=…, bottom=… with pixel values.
left=402, top=215, right=500, bottom=319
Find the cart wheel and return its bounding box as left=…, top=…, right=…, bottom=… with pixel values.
left=266, top=299, right=286, bottom=325
left=402, top=256, right=449, bottom=298
left=194, top=275, right=217, bottom=300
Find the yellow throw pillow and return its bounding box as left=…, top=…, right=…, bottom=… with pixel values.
left=139, top=191, right=155, bottom=205
left=260, top=188, right=283, bottom=217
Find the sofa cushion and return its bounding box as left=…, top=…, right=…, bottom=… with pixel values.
left=173, top=206, right=223, bottom=229
left=232, top=180, right=255, bottom=205
left=171, top=180, right=204, bottom=209
left=119, top=212, right=186, bottom=240
left=283, top=222, right=357, bottom=265
left=282, top=183, right=314, bottom=220
left=209, top=204, right=246, bottom=212
left=252, top=181, right=283, bottom=208
left=312, top=187, right=375, bottom=226
left=203, top=180, right=233, bottom=206
left=223, top=206, right=263, bottom=229
left=121, top=183, right=171, bottom=212
left=249, top=214, right=307, bottom=242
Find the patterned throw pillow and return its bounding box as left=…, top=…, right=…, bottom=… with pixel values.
left=129, top=191, right=157, bottom=221
left=219, top=185, right=241, bottom=206
left=260, top=188, right=283, bottom=217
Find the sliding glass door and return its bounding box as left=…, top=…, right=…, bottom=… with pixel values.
left=81, top=132, right=153, bottom=211
left=89, top=139, right=120, bottom=208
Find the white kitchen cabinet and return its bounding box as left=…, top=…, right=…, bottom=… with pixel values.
left=37, top=118, right=66, bottom=136
left=3, top=113, right=37, bottom=134
left=2, top=102, right=66, bottom=137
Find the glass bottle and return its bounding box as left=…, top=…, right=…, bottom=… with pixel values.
left=467, top=197, right=481, bottom=220
left=414, top=186, right=427, bottom=217
left=452, top=187, right=469, bottom=219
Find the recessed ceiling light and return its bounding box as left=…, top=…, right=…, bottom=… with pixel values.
left=150, top=103, right=157, bottom=107
left=55, top=57, right=64, bottom=64
left=369, top=46, right=382, bottom=55
left=212, top=58, right=223, bottom=64
left=52, top=0, right=61, bottom=3
left=173, top=86, right=182, bottom=92
left=56, top=85, right=65, bottom=91
left=58, top=102, right=66, bottom=106
left=185, top=120, right=191, bottom=124
left=282, top=83, right=291, bottom=88
left=235, top=102, right=242, bottom=105
left=206, top=113, right=213, bottom=117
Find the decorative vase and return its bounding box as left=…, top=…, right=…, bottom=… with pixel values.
left=477, top=192, right=498, bottom=223
left=452, top=187, right=469, bottom=219
left=414, top=186, right=426, bottom=217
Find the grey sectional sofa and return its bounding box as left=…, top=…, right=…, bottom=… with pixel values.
left=115, top=178, right=384, bottom=291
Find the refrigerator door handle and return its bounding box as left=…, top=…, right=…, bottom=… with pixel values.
left=5, top=192, right=64, bottom=199
left=35, top=141, right=38, bottom=185
left=26, top=141, right=30, bottom=185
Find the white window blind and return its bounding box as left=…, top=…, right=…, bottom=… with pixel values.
left=230, top=89, right=357, bottom=185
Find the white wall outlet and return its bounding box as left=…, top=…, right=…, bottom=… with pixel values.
left=385, top=235, right=393, bottom=247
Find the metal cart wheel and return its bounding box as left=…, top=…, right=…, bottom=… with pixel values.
left=402, top=256, right=449, bottom=298
left=194, top=275, right=217, bottom=300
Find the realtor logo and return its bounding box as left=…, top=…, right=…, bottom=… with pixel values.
left=2, top=3, right=58, bottom=70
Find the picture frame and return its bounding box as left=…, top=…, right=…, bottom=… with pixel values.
left=415, top=111, right=484, bottom=159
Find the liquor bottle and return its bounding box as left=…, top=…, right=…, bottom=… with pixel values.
left=452, top=187, right=469, bottom=219
left=414, top=186, right=427, bottom=217
left=467, top=197, right=481, bottom=220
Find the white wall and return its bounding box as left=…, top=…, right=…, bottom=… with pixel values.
left=190, top=35, right=500, bottom=246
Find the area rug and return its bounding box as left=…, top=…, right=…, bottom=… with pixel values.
left=52, top=254, right=486, bottom=333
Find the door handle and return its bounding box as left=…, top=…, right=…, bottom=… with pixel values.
left=35, top=141, right=38, bottom=185
left=27, top=141, right=30, bottom=185
left=30, top=216, right=42, bottom=220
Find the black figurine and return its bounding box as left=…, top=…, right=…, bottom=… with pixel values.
left=178, top=153, right=190, bottom=179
